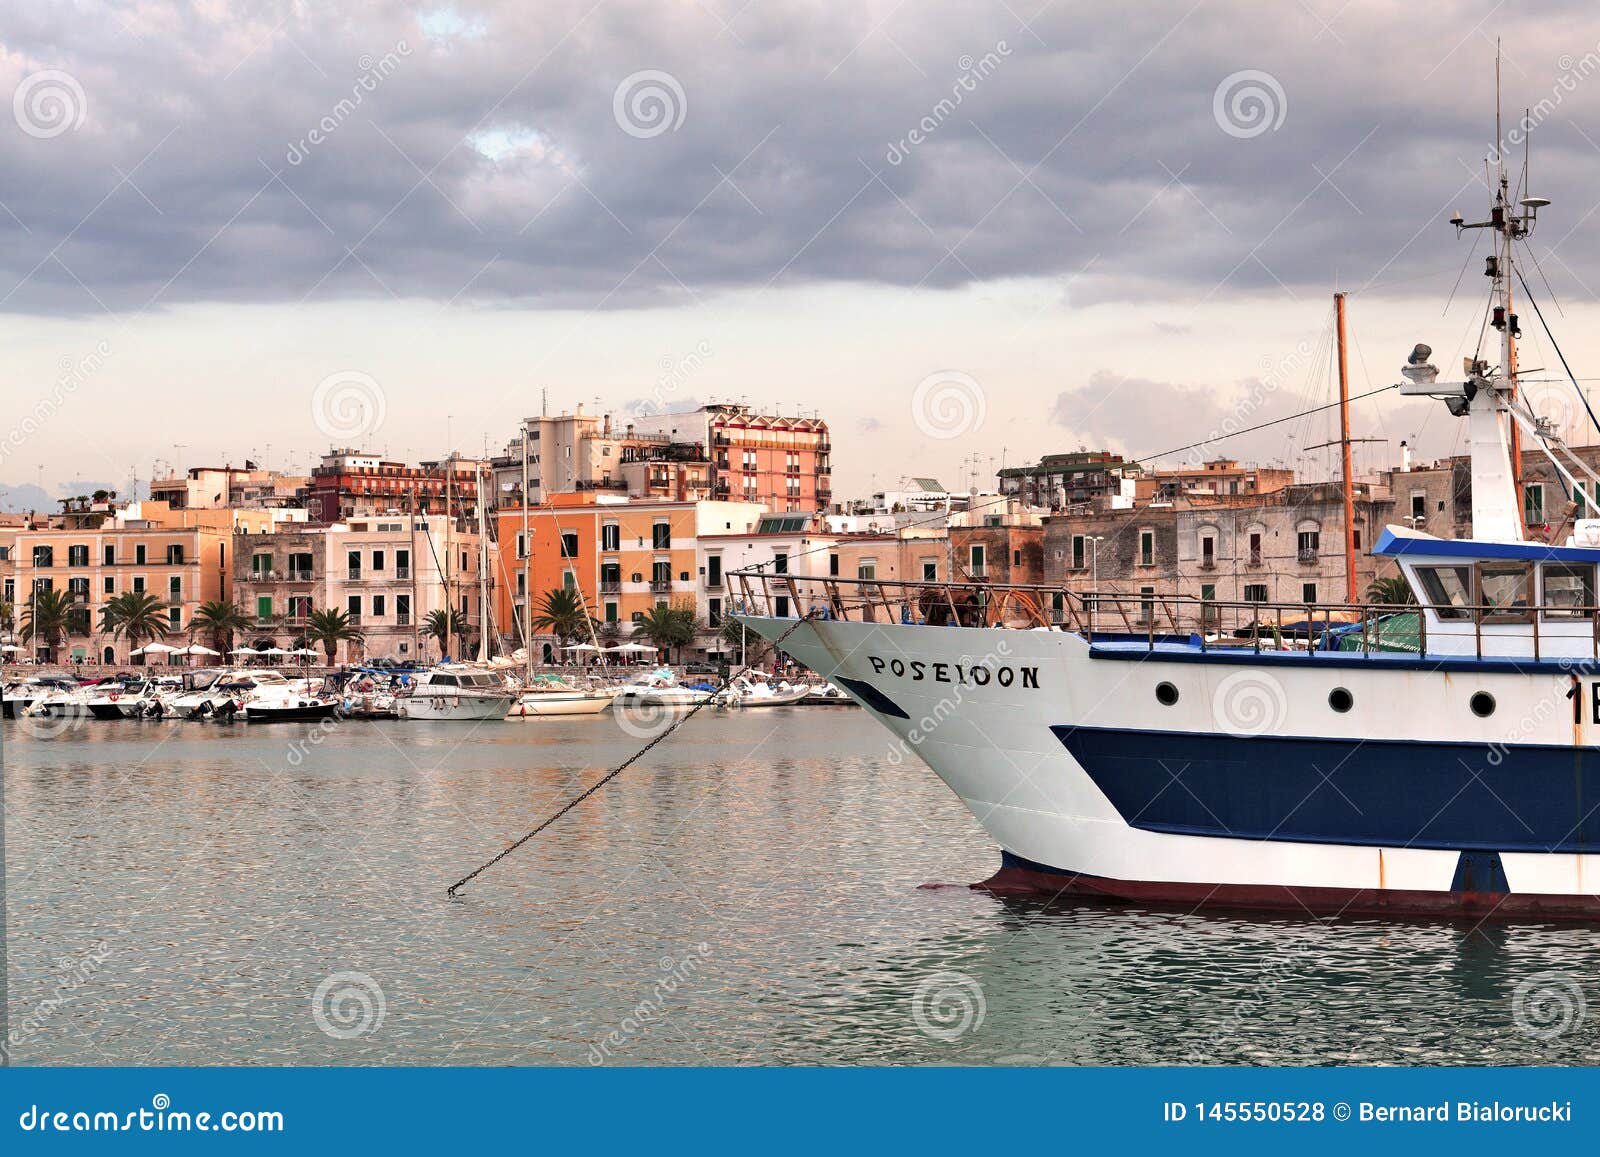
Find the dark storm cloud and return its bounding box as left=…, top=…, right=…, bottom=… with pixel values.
left=3, top=0, right=1600, bottom=315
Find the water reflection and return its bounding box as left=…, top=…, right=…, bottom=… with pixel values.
left=4, top=715, right=1596, bottom=1065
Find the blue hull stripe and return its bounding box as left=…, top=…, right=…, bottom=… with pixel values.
left=1052, top=726, right=1600, bottom=853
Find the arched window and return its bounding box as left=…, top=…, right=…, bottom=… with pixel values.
left=1295, top=519, right=1322, bottom=561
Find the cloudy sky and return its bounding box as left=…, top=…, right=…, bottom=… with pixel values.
left=4, top=0, right=1600, bottom=509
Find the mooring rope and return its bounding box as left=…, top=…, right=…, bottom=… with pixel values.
left=446, top=611, right=822, bottom=898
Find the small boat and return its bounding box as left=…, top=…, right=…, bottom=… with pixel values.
left=243, top=695, right=343, bottom=723
left=396, top=666, right=515, bottom=721
left=615, top=668, right=714, bottom=707
left=21, top=678, right=91, bottom=721
left=799, top=681, right=859, bottom=706
left=84, top=677, right=147, bottom=720
left=509, top=675, right=619, bottom=717
left=4, top=675, right=80, bottom=719
left=716, top=674, right=811, bottom=708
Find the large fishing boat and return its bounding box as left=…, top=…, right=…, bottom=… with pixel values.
left=735, top=130, right=1600, bottom=919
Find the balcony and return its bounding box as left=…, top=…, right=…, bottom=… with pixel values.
left=1199, top=559, right=1216, bottom=571
left=650, top=580, right=672, bottom=593
left=396, top=613, right=411, bottom=627
left=395, top=567, right=411, bottom=580
left=1297, top=550, right=1319, bottom=565
left=704, top=577, right=723, bottom=590
left=347, top=568, right=362, bottom=581
left=287, top=569, right=314, bottom=582
left=600, top=580, right=622, bottom=594
left=1247, top=551, right=1264, bottom=568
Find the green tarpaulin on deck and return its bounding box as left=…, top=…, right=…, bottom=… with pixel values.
left=1335, top=611, right=1422, bottom=653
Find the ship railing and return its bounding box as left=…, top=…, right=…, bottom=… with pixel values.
left=726, top=569, right=1600, bottom=661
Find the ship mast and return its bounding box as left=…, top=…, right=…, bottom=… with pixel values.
left=1335, top=292, right=1357, bottom=604
left=1433, top=53, right=1548, bottom=543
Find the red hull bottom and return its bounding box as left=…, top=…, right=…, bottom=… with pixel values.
left=978, top=857, right=1600, bottom=922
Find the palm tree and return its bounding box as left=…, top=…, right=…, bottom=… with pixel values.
left=1365, top=575, right=1417, bottom=606
left=191, top=600, right=251, bottom=653
left=0, top=599, right=14, bottom=635
left=423, top=608, right=464, bottom=659
left=20, top=587, right=74, bottom=659
left=99, top=590, right=171, bottom=652
left=305, top=607, right=362, bottom=664
left=529, top=587, right=596, bottom=644
left=633, top=602, right=698, bottom=664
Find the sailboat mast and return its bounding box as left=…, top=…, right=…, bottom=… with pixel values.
left=521, top=417, right=532, bottom=681
left=1334, top=292, right=1357, bottom=604
left=476, top=463, right=490, bottom=663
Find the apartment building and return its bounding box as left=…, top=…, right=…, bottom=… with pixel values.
left=495, top=495, right=766, bottom=662
left=304, top=449, right=483, bottom=524
left=1040, top=483, right=1395, bottom=625
left=233, top=514, right=495, bottom=664
left=10, top=501, right=248, bottom=663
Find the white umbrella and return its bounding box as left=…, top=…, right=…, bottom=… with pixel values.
left=0, top=643, right=20, bottom=652
left=131, top=642, right=180, bottom=655
left=612, top=642, right=658, bottom=652
left=291, top=647, right=320, bottom=655
left=564, top=643, right=600, bottom=652
left=180, top=643, right=220, bottom=656
left=229, top=647, right=258, bottom=655
left=263, top=646, right=292, bottom=655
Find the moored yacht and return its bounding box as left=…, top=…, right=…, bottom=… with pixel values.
left=396, top=666, right=514, bottom=721
left=509, top=675, right=619, bottom=717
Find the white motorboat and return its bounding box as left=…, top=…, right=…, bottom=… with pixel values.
left=615, top=668, right=714, bottom=707
left=4, top=675, right=79, bottom=719
left=84, top=677, right=147, bottom=720
left=396, top=666, right=514, bottom=721
left=715, top=674, right=810, bottom=708
left=21, top=679, right=91, bottom=721
left=509, top=675, right=619, bottom=717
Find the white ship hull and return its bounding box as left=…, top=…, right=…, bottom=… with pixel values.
left=398, top=692, right=513, bottom=721
left=740, top=613, right=1600, bottom=919
left=510, top=690, right=617, bottom=717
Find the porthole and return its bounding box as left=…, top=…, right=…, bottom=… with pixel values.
left=1328, top=687, right=1353, bottom=713
left=1470, top=691, right=1496, bottom=718
left=1155, top=681, right=1179, bottom=706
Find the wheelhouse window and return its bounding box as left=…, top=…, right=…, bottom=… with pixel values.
left=1542, top=563, right=1596, bottom=619
left=1414, top=565, right=1472, bottom=619
left=1477, top=562, right=1532, bottom=623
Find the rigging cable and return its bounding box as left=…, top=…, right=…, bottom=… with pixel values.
left=446, top=610, right=823, bottom=898
left=1513, top=261, right=1600, bottom=437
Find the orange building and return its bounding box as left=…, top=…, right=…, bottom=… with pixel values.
left=495, top=495, right=764, bottom=660
left=10, top=500, right=262, bottom=664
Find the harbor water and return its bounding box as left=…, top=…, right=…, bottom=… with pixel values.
left=3, top=710, right=1595, bottom=1065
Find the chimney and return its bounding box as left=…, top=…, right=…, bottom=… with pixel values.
left=1399, top=440, right=1412, bottom=472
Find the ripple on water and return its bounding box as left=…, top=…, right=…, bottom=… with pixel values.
left=4, top=713, right=1596, bottom=1065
